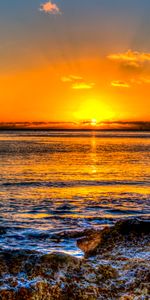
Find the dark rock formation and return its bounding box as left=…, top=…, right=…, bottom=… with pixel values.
left=0, top=218, right=149, bottom=299
left=77, top=217, right=150, bottom=256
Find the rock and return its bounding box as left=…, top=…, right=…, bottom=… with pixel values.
left=1, top=250, right=37, bottom=275
left=40, top=251, right=80, bottom=268
left=96, top=264, right=118, bottom=281
left=0, top=289, right=16, bottom=300
left=34, top=252, right=81, bottom=278
left=0, top=218, right=149, bottom=299
left=77, top=218, right=150, bottom=256
left=77, top=230, right=102, bottom=256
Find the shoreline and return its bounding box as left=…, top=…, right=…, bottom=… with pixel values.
left=0, top=218, right=149, bottom=299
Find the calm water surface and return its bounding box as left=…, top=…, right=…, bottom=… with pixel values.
left=0, top=130, right=150, bottom=256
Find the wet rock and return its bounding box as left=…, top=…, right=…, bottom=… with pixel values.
left=0, top=289, right=16, bottom=300
left=96, top=264, right=118, bottom=281
left=1, top=250, right=37, bottom=275
left=33, top=252, right=81, bottom=279
left=77, top=230, right=102, bottom=256
left=40, top=251, right=80, bottom=268
left=77, top=218, right=150, bottom=256
left=0, top=218, right=149, bottom=299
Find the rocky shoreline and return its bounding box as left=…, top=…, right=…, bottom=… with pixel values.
left=0, top=218, right=149, bottom=299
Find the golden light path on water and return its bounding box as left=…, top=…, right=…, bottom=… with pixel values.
left=0, top=131, right=149, bottom=255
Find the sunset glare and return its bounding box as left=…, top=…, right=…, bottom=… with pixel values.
left=0, top=1, right=150, bottom=129
left=91, top=119, right=97, bottom=126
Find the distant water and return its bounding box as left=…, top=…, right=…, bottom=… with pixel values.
left=0, top=130, right=150, bottom=256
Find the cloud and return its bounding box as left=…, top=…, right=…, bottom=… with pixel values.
left=108, top=50, right=150, bottom=87
left=72, top=82, right=95, bottom=90
left=40, top=1, right=61, bottom=15
left=111, top=76, right=150, bottom=88
left=61, top=75, right=95, bottom=90
left=61, top=75, right=83, bottom=83
left=108, top=50, right=150, bottom=63
left=130, top=77, right=150, bottom=85
left=139, top=77, right=150, bottom=84
left=108, top=50, right=150, bottom=70
left=111, top=80, right=130, bottom=88
left=61, top=76, right=72, bottom=83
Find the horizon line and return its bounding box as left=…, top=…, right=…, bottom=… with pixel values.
left=0, top=121, right=150, bottom=131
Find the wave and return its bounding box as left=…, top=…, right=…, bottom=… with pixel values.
left=2, top=179, right=150, bottom=188
left=1, top=130, right=150, bottom=139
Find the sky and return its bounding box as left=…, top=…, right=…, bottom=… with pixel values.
left=0, top=0, right=150, bottom=128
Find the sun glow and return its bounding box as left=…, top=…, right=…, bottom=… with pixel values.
left=74, top=99, right=115, bottom=124
left=91, top=118, right=97, bottom=126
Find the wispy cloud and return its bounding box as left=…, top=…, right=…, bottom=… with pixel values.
left=131, top=77, right=150, bottom=85
left=108, top=50, right=150, bottom=71
left=72, top=82, right=95, bottom=90
left=108, top=50, right=150, bottom=88
left=61, top=75, right=95, bottom=90
left=108, top=50, right=150, bottom=63
left=40, top=1, right=61, bottom=15
left=139, top=77, right=150, bottom=84
left=111, top=76, right=150, bottom=88
left=61, top=75, right=83, bottom=83
left=111, top=80, right=130, bottom=88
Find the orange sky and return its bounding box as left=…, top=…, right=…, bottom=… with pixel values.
left=0, top=1, right=150, bottom=126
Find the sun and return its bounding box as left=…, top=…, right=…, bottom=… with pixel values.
left=74, top=98, right=115, bottom=124
left=91, top=118, right=97, bottom=126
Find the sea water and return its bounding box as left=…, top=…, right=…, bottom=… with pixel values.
left=0, top=130, right=149, bottom=256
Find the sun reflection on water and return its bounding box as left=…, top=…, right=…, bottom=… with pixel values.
left=0, top=131, right=149, bottom=254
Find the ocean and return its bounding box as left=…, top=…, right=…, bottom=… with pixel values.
left=0, top=130, right=150, bottom=256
